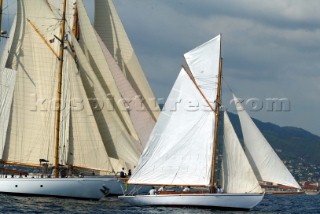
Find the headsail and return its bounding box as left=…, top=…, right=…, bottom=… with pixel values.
left=222, top=111, right=262, bottom=193
left=77, top=0, right=141, bottom=144
left=94, top=0, right=160, bottom=120
left=233, top=94, right=301, bottom=189
left=128, top=69, right=215, bottom=186
left=70, top=32, right=140, bottom=169
left=59, top=49, right=113, bottom=172
left=95, top=31, right=156, bottom=149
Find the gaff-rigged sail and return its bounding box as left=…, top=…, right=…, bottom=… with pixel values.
left=4, top=0, right=60, bottom=165
left=222, top=111, right=262, bottom=193
left=94, top=0, right=160, bottom=120
left=128, top=69, right=215, bottom=186
left=233, top=94, right=301, bottom=189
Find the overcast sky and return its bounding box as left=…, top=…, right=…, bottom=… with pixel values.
left=2, top=1, right=319, bottom=136
left=102, top=0, right=320, bottom=136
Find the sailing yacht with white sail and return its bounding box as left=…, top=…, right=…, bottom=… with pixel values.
left=119, top=35, right=301, bottom=209
left=0, top=0, right=158, bottom=199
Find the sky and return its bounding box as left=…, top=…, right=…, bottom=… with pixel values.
left=1, top=0, right=319, bottom=136
left=107, top=0, right=320, bottom=136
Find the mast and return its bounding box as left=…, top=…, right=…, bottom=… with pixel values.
left=54, top=0, right=67, bottom=178
left=210, top=34, right=223, bottom=192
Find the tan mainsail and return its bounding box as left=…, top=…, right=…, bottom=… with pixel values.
left=4, top=0, right=60, bottom=165
left=94, top=0, right=160, bottom=120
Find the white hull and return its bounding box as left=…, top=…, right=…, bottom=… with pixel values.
left=0, top=177, right=149, bottom=199
left=119, top=193, right=264, bottom=210
left=305, top=191, right=319, bottom=195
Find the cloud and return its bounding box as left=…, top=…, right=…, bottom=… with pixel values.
left=113, top=0, right=320, bottom=135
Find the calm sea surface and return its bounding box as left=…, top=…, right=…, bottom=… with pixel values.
left=0, top=194, right=319, bottom=213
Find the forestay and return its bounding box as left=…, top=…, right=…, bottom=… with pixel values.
left=233, top=95, right=301, bottom=189
left=184, top=35, right=220, bottom=103
left=222, top=111, right=262, bottom=193
left=128, top=69, right=215, bottom=186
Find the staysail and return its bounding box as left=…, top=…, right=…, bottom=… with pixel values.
left=233, top=94, right=301, bottom=189
left=70, top=32, right=140, bottom=169
left=95, top=31, right=156, bottom=149
left=59, top=49, right=113, bottom=172
left=77, top=0, right=141, bottom=143
left=222, top=111, right=262, bottom=193
left=94, top=0, right=160, bottom=120
left=128, top=69, right=215, bottom=186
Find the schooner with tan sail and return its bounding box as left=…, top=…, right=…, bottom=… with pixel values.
left=0, top=0, right=158, bottom=199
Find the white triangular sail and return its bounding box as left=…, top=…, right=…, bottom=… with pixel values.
left=222, top=111, right=262, bottom=193
left=94, top=0, right=160, bottom=120
left=233, top=94, right=301, bottom=189
left=128, top=69, right=215, bottom=186
left=184, top=35, right=220, bottom=103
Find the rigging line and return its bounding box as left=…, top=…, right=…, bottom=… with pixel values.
left=222, top=76, right=234, bottom=94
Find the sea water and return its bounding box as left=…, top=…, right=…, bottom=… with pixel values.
left=0, top=194, right=319, bottom=213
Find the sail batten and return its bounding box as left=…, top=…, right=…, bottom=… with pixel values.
left=233, top=95, right=301, bottom=189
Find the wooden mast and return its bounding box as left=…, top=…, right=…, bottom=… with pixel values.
left=210, top=34, right=223, bottom=192
left=54, top=0, right=67, bottom=178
